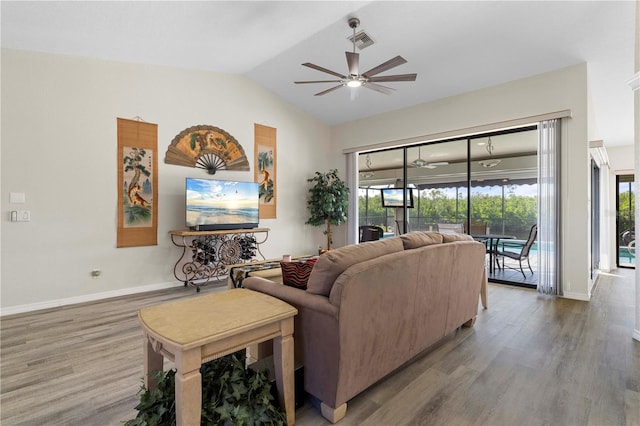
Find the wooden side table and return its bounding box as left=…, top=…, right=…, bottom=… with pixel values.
left=138, top=289, right=298, bottom=425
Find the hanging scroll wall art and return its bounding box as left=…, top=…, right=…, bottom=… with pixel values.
left=254, top=124, right=277, bottom=219
left=164, top=125, right=250, bottom=174
left=117, top=118, right=158, bottom=247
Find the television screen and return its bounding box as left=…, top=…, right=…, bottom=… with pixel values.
left=186, top=178, right=260, bottom=230
left=381, top=188, right=414, bottom=208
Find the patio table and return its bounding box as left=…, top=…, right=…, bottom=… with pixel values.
left=472, top=233, right=516, bottom=274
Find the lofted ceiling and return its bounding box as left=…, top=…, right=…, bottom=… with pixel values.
left=1, top=1, right=636, bottom=148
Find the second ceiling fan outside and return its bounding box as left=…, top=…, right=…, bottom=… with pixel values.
left=294, top=18, right=417, bottom=96
left=410, top=146, right=449, bottom=169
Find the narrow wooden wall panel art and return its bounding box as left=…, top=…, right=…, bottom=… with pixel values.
left=254, top=124, right=277, bottom=218
left=117, top=118, right=158, bottom=247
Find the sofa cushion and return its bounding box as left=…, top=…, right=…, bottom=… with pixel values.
left=441, top=233, right=475, bottom=243
left=306, top=237, right=404, bottom=296
left=400, top=231, right=443, bottom=249
left=280, top=258, right=317, bottom=290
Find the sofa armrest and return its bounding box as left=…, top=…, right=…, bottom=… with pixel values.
left=243, top=276, right=338, bottom=318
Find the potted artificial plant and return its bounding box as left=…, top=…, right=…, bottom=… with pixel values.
left=306, top=169, right=349, bottom=252
left=125, top=352, right=286, bottom=426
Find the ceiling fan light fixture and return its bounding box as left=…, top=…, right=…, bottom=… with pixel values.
left=347, top=79, right=362, bottom=88
left=479, top=159, right=501, bottom=168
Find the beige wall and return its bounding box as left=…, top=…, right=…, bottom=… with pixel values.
left=331, top=64, right=592, bottom=300
left=0, top=50, right=622, bottom=310
left=1, top=49, right=331, bottom=312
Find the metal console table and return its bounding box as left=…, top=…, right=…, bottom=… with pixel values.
left=169, top=228, right=269, bottom=291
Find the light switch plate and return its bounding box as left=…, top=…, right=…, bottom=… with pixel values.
left=10, top=192, right=26, bottom=204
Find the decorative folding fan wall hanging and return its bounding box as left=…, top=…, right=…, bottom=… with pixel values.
left=165, top=125, right=250, bottom=174
left=295, top=18, right=417, bottom=96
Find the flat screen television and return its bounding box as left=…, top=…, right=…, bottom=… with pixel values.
left=380, top=188, right=414, bottom=208
left=186, top=178, right=260, bottom=231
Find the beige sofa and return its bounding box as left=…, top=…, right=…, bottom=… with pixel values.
left=243, top=232, right=487, bottom=423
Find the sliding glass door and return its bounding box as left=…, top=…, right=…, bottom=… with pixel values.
left=358, top=126, right=539, bottom=287
left=617, top=174, right=636, bottom=268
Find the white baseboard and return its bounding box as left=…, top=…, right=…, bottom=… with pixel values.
left=561, top=291, right=591, bottom=301
left=0, top=281, right=187, bottom=317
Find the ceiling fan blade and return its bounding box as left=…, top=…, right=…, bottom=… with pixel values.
left=346, top=51, right=359, bottom=76
left=368, top=73, right=417, bottom=83
left=314, top=85, right=344, bottom=96
left=294, top=80, right=342, bottom=84
left=362, top=56, right=407, bottom=77
left=418, top=161, right=450, bottom=169
left=363, top=82, right=395, bottom=95
left=302, top=62, right=346, bottom=79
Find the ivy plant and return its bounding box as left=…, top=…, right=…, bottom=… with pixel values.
left=125, top=352, right=286, bottom=426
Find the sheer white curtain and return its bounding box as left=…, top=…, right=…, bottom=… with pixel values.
left=537, top=119, right=562, bottom=295
left=346, top=152, right=359, bottom=245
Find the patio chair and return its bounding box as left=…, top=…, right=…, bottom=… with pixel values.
left=464, top=221, right=487, bottom=235
left=437, top=223, right=464, bottom=234
left=495, top=224, right=537, bottom=278
left=359, top=225, right=384, bottom=242
left=463, top=221, right=491, bottom=254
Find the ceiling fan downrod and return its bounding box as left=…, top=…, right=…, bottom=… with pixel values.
left=348, top=18, right=360, bottom=54
left=346, top=18, right=362, bottom=87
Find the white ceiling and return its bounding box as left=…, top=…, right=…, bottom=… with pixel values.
left=1, top=1, right=636, bottom=147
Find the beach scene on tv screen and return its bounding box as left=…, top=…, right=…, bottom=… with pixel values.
left=187, top=179, right=259, bottom=226
left=385, top=189, right=406, bottom=206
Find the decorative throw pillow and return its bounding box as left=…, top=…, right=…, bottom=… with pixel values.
left=305, top=257, right=319, bottom=266
left=280, top=259, right=316, bottom=290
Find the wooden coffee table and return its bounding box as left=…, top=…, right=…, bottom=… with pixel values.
left=138, top=288, right=298, bottom=426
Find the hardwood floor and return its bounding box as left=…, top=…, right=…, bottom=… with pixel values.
left=1, top=270, right=638, bottom=425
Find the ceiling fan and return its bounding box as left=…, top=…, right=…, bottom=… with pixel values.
left=410, top=146, right=449, bottom=169
left=294, top=18, right=417, bottom=96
